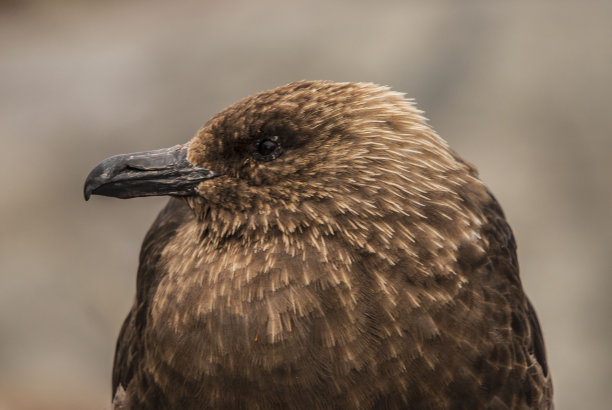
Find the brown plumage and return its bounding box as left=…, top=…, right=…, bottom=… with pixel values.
left=84, top=81, right=552, bottom=409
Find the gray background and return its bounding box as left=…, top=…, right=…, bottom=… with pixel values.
left=1, top=1, right=610, bottom=408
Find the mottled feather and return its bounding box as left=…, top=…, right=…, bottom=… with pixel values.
left=104, top=81, right=552, bottom=409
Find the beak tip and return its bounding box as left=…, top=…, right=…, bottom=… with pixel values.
left=83, top=185, right=92, bottom=201
left=83, top=175, right=97, bottom=201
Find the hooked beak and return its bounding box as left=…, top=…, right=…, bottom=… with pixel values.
left=83, top=143, right=218, bottom=200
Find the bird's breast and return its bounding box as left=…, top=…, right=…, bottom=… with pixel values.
left=143, top=226, right=371, bottom=383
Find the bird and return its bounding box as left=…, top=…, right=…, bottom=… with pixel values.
left=84, top=81, right=552, bottom=409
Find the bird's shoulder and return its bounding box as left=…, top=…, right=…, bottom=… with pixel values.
left=112, top=198, right=193, bottom=405
left=456, top=189, right=552, bottom=408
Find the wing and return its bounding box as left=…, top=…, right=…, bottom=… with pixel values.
left=111, top=198, right=194, bottom=401
left=476, top=190, right=553, bottom=408
left=403, top=176, right=553, bottom=409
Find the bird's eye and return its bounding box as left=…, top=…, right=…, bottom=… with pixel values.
left=254, top=137, right=282, bottom=161
left=258, top=139, right=278, bottom=156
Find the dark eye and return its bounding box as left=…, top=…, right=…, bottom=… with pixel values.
left=258, top=139, right=278, bottom=156
left=254, top=137, right=282, bottom=161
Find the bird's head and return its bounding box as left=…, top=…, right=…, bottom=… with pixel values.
left=85, top=81, right=473, bottom=244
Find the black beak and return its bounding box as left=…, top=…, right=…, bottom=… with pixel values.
left=84, top=143, right=218, bottom=200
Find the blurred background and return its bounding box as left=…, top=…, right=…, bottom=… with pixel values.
left=1, top=0, right=610, bottom=408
